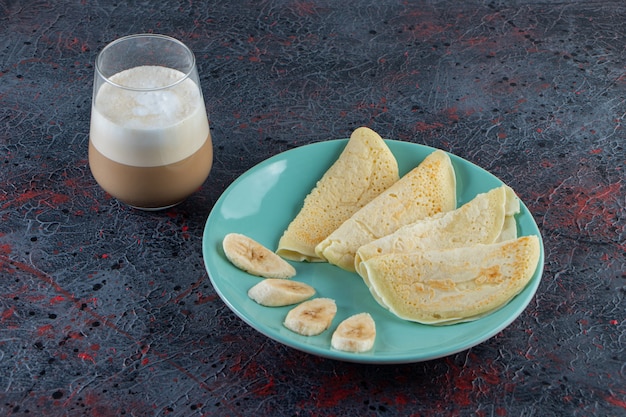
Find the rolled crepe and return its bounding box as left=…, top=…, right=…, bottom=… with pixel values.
left=359, top=235, right=541, bottom=325
left=316, top=149, right=456, bottom=272
left=354, top=185, right=519, bottom=304
left=276, top=127, right=399, bottom=262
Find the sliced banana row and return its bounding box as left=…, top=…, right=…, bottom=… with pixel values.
left=331, top=312, right=376, bottom=353
left=283, top=300, right=376, bottom=353
left=223, top=233, right=296, bottom=279
left=248, top=279, right=315, bottom=307
left=222, top=233, right=376, bottom=352
left=284, top=298, right=337, bottom=336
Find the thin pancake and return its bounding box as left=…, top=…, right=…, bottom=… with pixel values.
left=276, top=127, right=399, bottom=262
left=359, top=235, right=541, bottom=325
left=355, top=185, right=519, bottom=304
left=315, top=149, right=456, bottom=272
left=496, top=185, right=520, bottom=242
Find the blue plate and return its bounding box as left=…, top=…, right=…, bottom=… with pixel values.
left=202, top=140, right=544, bottom=364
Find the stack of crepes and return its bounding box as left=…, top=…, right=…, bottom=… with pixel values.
left=276, top=127, right=541, bottom=325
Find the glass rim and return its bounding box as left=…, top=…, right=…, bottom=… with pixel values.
left=95, top=33, right=197, bottom=92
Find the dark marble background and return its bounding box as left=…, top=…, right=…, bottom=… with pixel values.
left=1, top=1, right=624, bottom=416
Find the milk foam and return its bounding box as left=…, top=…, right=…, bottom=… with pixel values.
left=90, top=66, right=209, bottom=167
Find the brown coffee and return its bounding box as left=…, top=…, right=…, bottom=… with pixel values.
left=89, top=134, right=212, bottom=209
left=89, top=65, right=212, bottom=209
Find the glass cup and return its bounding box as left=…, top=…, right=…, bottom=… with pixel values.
left=89, top=34, right=213, bottom=210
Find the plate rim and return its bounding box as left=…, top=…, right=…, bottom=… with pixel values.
left=202, top=139, right=545, bottom=364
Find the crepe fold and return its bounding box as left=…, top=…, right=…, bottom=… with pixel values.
left=358, top=235, right=541, bottom=325
left=276, top=127, right=399, bottom=262
left=315, top=149, right=456, bottom=272
left=354, top=185, right=519, bottom=304
left=354, top=185, right=518, bottom=275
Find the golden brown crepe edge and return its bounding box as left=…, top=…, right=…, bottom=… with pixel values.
left=360, top=235, right=541, bottom=325
left=276, top=127, right=399, bottom=262
left=315, top=149, right=457, bottom=272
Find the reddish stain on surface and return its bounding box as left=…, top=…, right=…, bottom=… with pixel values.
left=293, top=1, right=317, bottom=17
left=606, top=394, right=626, bottom=409
left=1, top=189, right=70, bottom=209
left=195, top=292, right=216, bottom=304
left=443, top=107, right=460, bottom=123
left=50, top=295, right=65, bottom=305
left=254, top=375, right=275, bottom=397
left=551, top=182, right=621, bottom=238
left=78, top=351, right=96, bottom=363
left=62, top=36, right=90, bottom=53
left=37, top=324, right=54, bottom=335
left=381, top=391, right=412, bottom=411
left=462, top=36, right=490, bottom=48
left=236, top=360, right=276, bottom=397
left=1, top=306, right=16, bottom=322
left=402, top=19, right=452, bottom=41
left=440, top=356, right=504, bottom=408
left=415, top=121, right=444, bottom=132
left=314, top=372, right=360, bottom=408
left=0, top=243, right=12, bottom=254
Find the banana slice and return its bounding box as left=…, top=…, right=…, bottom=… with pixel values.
left=248, top=279, right=315, bottom=307
left=331, top=312, right=376, bottom=353
left=283, top=298, right=337, bottom=336
left=223, top=233, right=296, bottom=279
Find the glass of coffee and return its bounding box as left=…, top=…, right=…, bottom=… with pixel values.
left=89, top=34, right=213, bottom=210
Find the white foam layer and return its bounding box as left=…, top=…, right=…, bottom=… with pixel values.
left=90, top=66, right=209, bottom=167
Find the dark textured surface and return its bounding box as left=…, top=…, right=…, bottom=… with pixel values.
left=1, top=1, right=624, bottom=416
